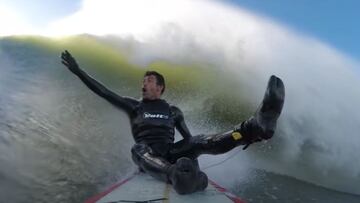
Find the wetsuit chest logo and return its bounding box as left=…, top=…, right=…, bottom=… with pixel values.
left=143, top=112, right=169, bottom=119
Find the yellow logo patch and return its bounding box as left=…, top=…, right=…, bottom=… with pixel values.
left=231, top=132, right=242, bottom=140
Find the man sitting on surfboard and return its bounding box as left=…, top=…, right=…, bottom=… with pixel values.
left=61, top=50, right=285, bottom=195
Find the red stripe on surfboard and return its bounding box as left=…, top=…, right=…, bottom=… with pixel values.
left=209, top=179, right=246, bottom=203
left=84, top=173, right=137, bottom=203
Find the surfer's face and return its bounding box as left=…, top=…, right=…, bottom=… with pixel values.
left=142, top=75, right=163, bottom=100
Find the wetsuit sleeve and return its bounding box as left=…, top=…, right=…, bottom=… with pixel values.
left=72, top=68, right=139, bottom=114
left=172, top=106, right=192, bottom=140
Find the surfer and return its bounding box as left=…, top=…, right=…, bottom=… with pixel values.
left=61, top=50, right=285, bottom=195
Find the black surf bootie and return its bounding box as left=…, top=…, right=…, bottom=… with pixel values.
left=234, top=75, right=285, bottom=148
left=168, top=157, right=208, bottom=195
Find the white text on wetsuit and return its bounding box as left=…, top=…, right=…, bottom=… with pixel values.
left=143, top=112, right=169, bottom=119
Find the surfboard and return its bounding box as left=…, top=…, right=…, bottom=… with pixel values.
left=84, top=172, right=245, bottom=203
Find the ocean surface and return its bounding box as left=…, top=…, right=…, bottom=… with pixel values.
left=0, top=36, right=360, bottom=203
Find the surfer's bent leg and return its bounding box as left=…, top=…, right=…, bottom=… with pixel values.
left=170, top=75, right=285, bottom=159
left=131, top=143, right=172, bottom=182
left=131, top=143, right=208, bottom=194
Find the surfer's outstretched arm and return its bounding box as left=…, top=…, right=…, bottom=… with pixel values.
left=172, top=106, right=192, bottom=140
left=61, top=50, right=138, bottom=113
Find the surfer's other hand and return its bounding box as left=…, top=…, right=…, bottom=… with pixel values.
left=61, top=50, right=79, bottom=73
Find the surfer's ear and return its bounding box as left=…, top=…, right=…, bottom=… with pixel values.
left=157, top=85, right=165, bottom=95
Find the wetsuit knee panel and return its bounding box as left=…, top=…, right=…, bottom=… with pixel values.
left=131, top=143, right=150, bottom=154
left=131, top=143, right=152, bottom=164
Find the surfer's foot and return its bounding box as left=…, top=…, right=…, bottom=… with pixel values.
left=235, top=75, right=285, bottom=145
left=169, top=157, right=208, bottom=194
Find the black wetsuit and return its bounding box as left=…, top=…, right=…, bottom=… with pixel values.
left=70, top=67, right=196, bottom=160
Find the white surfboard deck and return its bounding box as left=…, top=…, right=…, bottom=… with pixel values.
left=85, top=172, right=245, bottom=203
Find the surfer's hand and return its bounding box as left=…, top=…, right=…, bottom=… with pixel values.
left=61, top=50, right=79, bottom=73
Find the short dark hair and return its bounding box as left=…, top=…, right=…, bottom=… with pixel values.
left=144, top=71, right=165, bottom=94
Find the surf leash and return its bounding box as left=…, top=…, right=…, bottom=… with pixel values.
left=202, top=148, right=242, bottom=170
left=104, top=197, right=167, bottom=203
